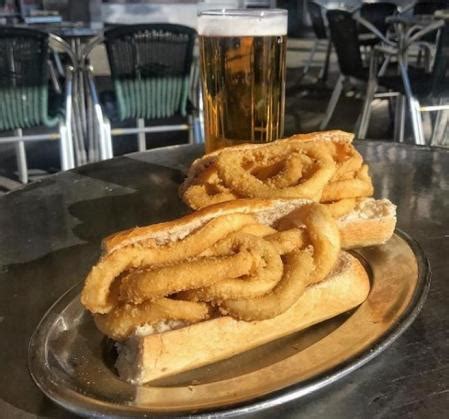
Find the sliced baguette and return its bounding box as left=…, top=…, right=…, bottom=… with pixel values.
left=103, top=197, right=396, bottom=254
left=116, top=251, right=370, bottom=384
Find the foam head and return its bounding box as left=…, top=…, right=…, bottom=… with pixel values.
left=198, top=9, right=288, bottom=37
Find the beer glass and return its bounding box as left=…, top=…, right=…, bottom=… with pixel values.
left=198, top=9, right=288, bottom=152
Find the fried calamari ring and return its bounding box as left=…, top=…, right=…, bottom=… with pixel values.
left=182, top=166, right=237, bottom=209
left=281, top=203, right=340, bottom=283
left=94, top=298, right=210, bottom=341
left=215, top=143, right=336, bottom=201
left=265, top=229, right=306, bottom=255
left=237, top=223, right=277, bottom=237
left=119, top=232, right=281, bottom=303
left=321, top=164, right=373, bottom=202
left=219, top=251, right=314, bottom=321
left=177, top=233, right=283, bottom=301
left=264, top=153, right=307, bottom=188
left=219, top=203, right=340, bottom=320
left=119, top=251, right=255, bottom=303
left=81, top=213, right=257, bottom=314
left=328, top=142, right=364, bottom=181
left=323, top=198, right=357, bottom=218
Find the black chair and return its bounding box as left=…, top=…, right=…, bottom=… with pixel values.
left=361, top=2, right=398, bottom=35
left=303, top=1, right=332, bottom=81
left=358, top=2, right=398, bottom=47
left=414, top=0, right=449, bottom=15
left=84, top=24, right=200, bottom=160
left=369, top=18, right=449, bottom=145
left=320, top=9, right=368, bottom=129
left=413, top=0, right=448, bottom=45
left=320, top=9, right=404, bottom=139
left=0, top=27, right=75, bottom=183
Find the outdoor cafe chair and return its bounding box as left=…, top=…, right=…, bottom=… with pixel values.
left=320, top=9, right=401, bottom=135
left=414, top=1, right=449, bottom=16
left=360, top=15, right=449, bottom=146
left=83, top=23, right=200, bottom=161
left=358, top=1, right=398, bottom=47
left=0, top=27, right=76, bottom=184
left=302, top=1, right=332, bottom=82
left=409, top=1, right=449, bottom=65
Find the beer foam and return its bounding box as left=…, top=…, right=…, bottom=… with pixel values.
left=198, top=10, right=287, bottom=37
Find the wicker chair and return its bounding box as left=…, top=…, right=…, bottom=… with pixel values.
left=0, top=27, right=76, bottom=183
left=84, top=23, right=200, bottom=160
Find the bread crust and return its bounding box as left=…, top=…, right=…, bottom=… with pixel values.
left=116, top=251, right=370, bottom=384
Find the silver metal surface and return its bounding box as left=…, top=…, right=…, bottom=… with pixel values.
left=28, top=231, right=430, bottom=417
left=1, top=141, right=447, bottom=418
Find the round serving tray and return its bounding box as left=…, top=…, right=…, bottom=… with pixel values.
left=28, top=230, right=430, bottom=418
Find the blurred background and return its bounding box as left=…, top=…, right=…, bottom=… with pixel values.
left=0, top=0, right=446, bottom=193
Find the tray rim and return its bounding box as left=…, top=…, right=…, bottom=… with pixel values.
left=28, top=229, right=431, bottom=418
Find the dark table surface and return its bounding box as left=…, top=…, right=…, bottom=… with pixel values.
left=1, top=141, right=448, bottom=418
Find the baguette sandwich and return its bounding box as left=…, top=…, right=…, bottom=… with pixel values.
left=81, top=198, right=396, bottom=384
left=179, top=130, right=375, bottom=211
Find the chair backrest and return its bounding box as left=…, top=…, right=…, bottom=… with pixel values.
left=360, top=2, right=398, bottom=34
left=104, top=23, right=197, bottom=121
left=0, top=27, right=57, bottom=131
left=308, top=1, right=327, bottom=40
left=326, top=9, right=364, bottom=78
left=414, top=1, right=448, bottom=15
left=431, top=20, right=449, bottom=97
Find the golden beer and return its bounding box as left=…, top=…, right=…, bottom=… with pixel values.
left=198, top=10, right=288, bottom=152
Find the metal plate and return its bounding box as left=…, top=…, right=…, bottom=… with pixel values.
left=28, top=230, right=430, bottom=418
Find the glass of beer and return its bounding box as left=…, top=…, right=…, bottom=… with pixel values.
left=198, top=9, right=288, bottom=152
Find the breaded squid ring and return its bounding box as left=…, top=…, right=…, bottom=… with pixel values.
left=264, top=153, right=307, bottom=188
left=119, top=250, right=254, bottom=303
left=321, top=164, right=373, bottom=202
left=215, top=144, right=336, bottom=201
left=323, top=198, right=357, bottom=218
left=218, top=251, right=314, bottom=321
left=181, top=165, right=237, bottom=209
left=177, top=233, right=283, bottom=301
left=265, top=229, right=306, bottom=255
left=81, top=213, right=257, bottom=314
left=328, top=142, right=364, bottom=181
left=219, top=203, right=340, bottom=320
left=281, top=203, right=341, bottom=284
left=237, top=223, right=277, bottom=237
left=119, top=232, right=280, bottom=303
left=94, top=298, right=211, bottom=341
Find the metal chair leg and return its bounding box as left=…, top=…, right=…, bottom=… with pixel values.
left=103, top=117, right=113, bottom=159
left=137, top=118, right=146, bottom=151
left=378, top=55, right=390, bottom=77
left=409, top=97, right=426, bottom=145
left=318, top=40, right=332, bottom=82
left=302, top=40, right=320, bottom=77
left=430, top=99, right=449, bottom=146
left=59, top=121, right=75, bottom=171
left=193, top=116, right=204, bottom=144
left=320, top=75, right=345, bottom=130
left=14, top=129, right=28, bottom=184
left=357, top=78, right=377, bottom=140
left=394, top=95, right=406, bottom=143
left=188, top=115, right=195, bottom=144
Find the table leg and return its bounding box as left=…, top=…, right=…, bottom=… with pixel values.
left=394, top=95, right=406, bottom=143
